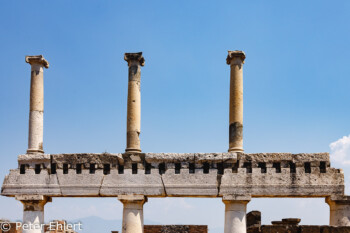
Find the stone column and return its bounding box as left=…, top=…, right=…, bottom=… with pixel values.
left=223, top=195, right=250, bottom=233
left=226, top=51, right=245, bottom=152
left=124, top=52, right=145, bottom=153
left=118, top=195, right=147, bottom=233
left=326, top=197, right=350, bottom=226
left=16, top=195, right=51, bottom=233
left=25, top=55, right=49, bottom=154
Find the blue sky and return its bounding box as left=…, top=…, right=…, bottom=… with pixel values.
left=1, top=0, right=350, bottom=232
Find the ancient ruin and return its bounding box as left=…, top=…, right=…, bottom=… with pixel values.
left=246, top=211, right=350, bottom=233
left=1, top=51, right=350, bottom=233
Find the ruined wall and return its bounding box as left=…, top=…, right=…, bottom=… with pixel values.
left=248, top=225, right=350, bottom=233
left=246, top=211, right=350, bottom=233
left=144, top=225, right=207, bottom=233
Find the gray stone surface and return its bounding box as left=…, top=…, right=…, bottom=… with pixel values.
left=1, top=152, right=345, bottom=198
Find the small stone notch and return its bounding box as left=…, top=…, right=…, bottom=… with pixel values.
left=273, top=162, right=281, bottom=173
left=35, top=164, right=41, bottom=174
left=104, top=164, right=111, bottom=175
left=76, top=164, right=82, bottom=174
left=217, top=163, right=224, bottom=175
left=132, top=163, right=138, bottom=174
left=50, top=163, right=56, bottom=174
left=243, top=162, right=252, bottom=173
left=203, top=162, right=210, bottom=174
left=118, top=165, right=124, bottom=174
left=289, top=162, right=296, bottom=173
left=258, top=162, right=267, bottom=173
left=145, top=163, right=151, bottom=174
left=189, top=163, right=195, bottom=174
left=63, top=164, right=68, bottom=174
left=232, top=160, right=240, bottom=173
left=159, top=163, right=166, bottom=175
left=175, top=163, right=181, bottom=174
left=320, top=161, right=327, bottom=173
left=90, top=164, right=96, bottom=174
left=20, top=164, right=26, bottom=174
left=304, top=162, right=311, bottom=173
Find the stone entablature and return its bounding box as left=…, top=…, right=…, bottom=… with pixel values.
left=1, top=152, right=344, bottom=198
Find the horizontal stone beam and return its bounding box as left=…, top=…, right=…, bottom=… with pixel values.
left=1, top=152, right=344, bottom=198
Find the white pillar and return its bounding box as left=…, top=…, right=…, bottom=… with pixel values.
left=16, top=195, right=51, bottom=233
left=25, top=55, right=49, bottom=154
left=326, top=197, right=350, bottom=226
left=223, top=196, right=250, bottom=233
left=118, top=195, right=147, bottom=233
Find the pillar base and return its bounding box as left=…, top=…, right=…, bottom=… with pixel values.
left=125, top=148, right=142, bottom=153
left=228, top=147, right=244, bottom=153
left=26, top=149, right=45, bottom=154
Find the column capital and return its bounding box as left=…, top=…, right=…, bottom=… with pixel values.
left=222, top=194, right=251, bottom=204
left=326, top=196, right=350, bottom=206
left=25, top=55, right=49, bottom=68
left=16, top=195, right=51, bottom=211
left=124, top=52, right=145, bottom=67
left=226, top=50, right=246, bottom=65
left=118, top=194, right=147, bottom=204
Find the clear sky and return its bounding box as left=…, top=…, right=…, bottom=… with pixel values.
left=1, top=0, right=350, bottom=232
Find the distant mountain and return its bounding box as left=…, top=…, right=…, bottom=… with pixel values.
left=70, top=216, right=160, bottom=233
left=208, top=226, right=224, bottom=233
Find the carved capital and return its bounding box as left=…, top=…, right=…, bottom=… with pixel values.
left=25, top=55, right=49, bottom=69
left=326, top=196, right=350, bottom=206
left=226, top=50, right=246, bottom=65
left=16, top=195, right=51, bottom=211
left=118, top=194, right=147, bottom=206
left=124, top=52, right=145, bottom=67
left=222, top=194, right=251, bottom=204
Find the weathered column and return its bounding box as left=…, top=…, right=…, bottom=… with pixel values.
left=118, top=195, right=147, bottom=233
left=226, top=51, right=245, bottom=152
left=16, top=195, right=51, bottom=233
left=326, top=197, right=350, bottom=226
left=223, top=195, right=250, bottom=233
left=25, top=55, right=49, bottom=154
left=124, top=52, right=145, bottom=153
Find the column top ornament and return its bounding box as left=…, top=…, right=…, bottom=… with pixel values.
left=25, top=55, right=49, bottom=68
left=118, top=194, right=147, bottom=204
left=124, top=52, right=145, bottom=66
left=226, top=50, right=246, bottom=65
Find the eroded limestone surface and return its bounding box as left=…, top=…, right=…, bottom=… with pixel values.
left=1, top=152, right=344, bottom=198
